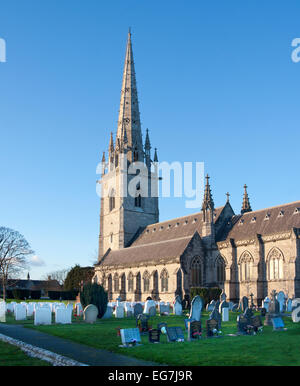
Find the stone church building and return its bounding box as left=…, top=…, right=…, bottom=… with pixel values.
left=94, top=31, right=300, bottom=305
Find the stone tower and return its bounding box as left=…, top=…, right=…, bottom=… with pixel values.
left=98, top=30, right=159, bottom=259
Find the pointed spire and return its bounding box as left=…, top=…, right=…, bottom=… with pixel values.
left=226, top=192, right=230, bottom=203
left=109, top=132, right=114, bottom=154
left=101, top=151, right=106, bottom=163
left=202, top=174, right=214, bottom=212
left=241, top=184, right=252, bottom=214
left=154, top=147, right=158, bottom=162
left=116, top=30, right=143, bottom=162
left=144, top=129, right=151, bottom=150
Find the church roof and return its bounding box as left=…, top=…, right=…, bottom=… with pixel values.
left=222, top=200, right=300, bottom=241
left=97, top=206, right=226, bottom=268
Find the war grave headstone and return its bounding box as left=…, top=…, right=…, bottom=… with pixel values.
left=55, top=307, right=72, bottom=324
left=136, top=313, right=150, bottom=334
left=166, top=326, right=184, bottom=342
left=83, top=304, right=98, bottom=324
left=0, top=301, right=6, bottom=323
left=149, top=329, right=161, bottom=343
left=124, top=303, right=134, bottom=317
left=114, top=301, right=125, bottom=318
left=15, top=304, right=27, bottom=321
left=159, top=302, right=170, bottom=315
left=187, top=320, right=202, bottom=341
left=26, top=303, right=35, bottom=317
left=34, top=307, right=52, bottom=326
left=6, top=303, right=14, bottom=314
left=133, top=303, right=143, bottom=317
left=119, top=328, right=142, bottom=347
left=222, top=307, right=229, bottom=322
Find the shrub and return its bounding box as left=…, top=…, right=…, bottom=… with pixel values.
left=80, top=282, right=108, bottom=319
left=48, top=291, right=61, bottom=300
left=190, top=287, right=222, bottom=307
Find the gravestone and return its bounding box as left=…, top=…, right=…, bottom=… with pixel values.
left=189, top=296, right=203, bottom=321
left=102, top=306, right=113, bottom=319
left=6, top=303, right=14, bottom=314
left=136, top=313, right=149, bottom=334
left=174, top=298, right=182, bottom=316
left=144, top=299, right=156, bottom=315
left=83, top=304, right=98, bottom=323
left=206, top=318, right=219, bottom=337
left=148, top=306, right=156, bottom=317
left=271, top=317, right=285, bottom=331
left=231, top=304, right=238, bottom=312
left=34, top=307, right=52, bottom=326
left=166, top=326, right=184, bottom=342
left=220, top=290, right=227, bottom=302
left=286, top=298, right=292, bottom=313
left=187, top=320, right=202, bottom=341
left=120, top=328, right=141, bottom=347
left=264, top=290, right=280, bottom=326
left=149, top=329, right=161, bottom=343
left=55, top=307, right=72, bottom=324
left=206, top=300, right=215, bottom=312
left=0, top=301, right=6, bottom=323
left=240, top=296, right=249, bottom=312
left=222, top=307, right=229, bottom=322
left=159, top=303, right=170, bottom=315
left=219, top=300, right=229, bottom=314
left=114, top=303, right=125, bottom=318
left=15, top=304, right=27, bottom=321
left=133, top=303, right=143, bottom=317
left=124, top=303, right=134, bottom=317
left=26, top=303, right=35, bottom=317
left=209, top=306, right=221, bottom=330
left=263, top=297, right=270, bottom=312
left=276, top=291, right=285, bottom=313
left=237, top=307, right=262, bottom=335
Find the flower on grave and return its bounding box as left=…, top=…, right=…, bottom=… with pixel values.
left=212, top=328, right=218, bottom=334
left=192, top=331, right=201, bottom=338
left=177, top=338, right=184, bottom=342
left=161, top=327, right=167, bottom=334
left=131, top=339, right=137, bottom=346
left=218, top=331, right=222, bottom=335
left=116, top=327, right=121, bottom=336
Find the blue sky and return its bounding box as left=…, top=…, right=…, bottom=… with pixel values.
left=0, top=1, right=299, bottom=279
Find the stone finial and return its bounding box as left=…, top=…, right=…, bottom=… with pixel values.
left=202, top=174, right=214, bottom=212
left=241, top=184, right=252, bottom=214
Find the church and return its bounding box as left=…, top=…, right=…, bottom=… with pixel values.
left=93, top=31, right=300, bottom=306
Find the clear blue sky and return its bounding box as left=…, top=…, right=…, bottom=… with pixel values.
left=0, top=1, right=299, bottom=279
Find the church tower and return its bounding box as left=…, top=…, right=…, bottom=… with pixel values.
left=98, top=30, right=159, bottom=259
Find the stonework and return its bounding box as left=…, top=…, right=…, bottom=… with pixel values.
left=94, top=32, right=300, bottom=305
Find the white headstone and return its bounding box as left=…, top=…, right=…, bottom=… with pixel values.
left=174, top=300, right=182, bottom=316
left=15, top=304, right=27, bottom=321
left=55, top=307, right=72, bottom=324
left=263, top=297, right=270, bottom=312
left=26, top=303, right=35, bottom=317
left=34, top=307, right=52, bottom=325
left=114, top=304, right=125, bottom=318
left=222, top=307, right=229, bottom=322
left=144, top=300, right=156, bottom=314
left=83, top=304, right=98, bottom=323
left=0, top=301, right=6, bottom=323
left=276, top=291, right=285, bottom=313
left=102, top=305, right=113, bottom=319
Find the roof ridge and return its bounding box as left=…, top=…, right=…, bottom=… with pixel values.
left=112, top=235, right=192, bottom=251
left=241, top=200, right=300, bottom=216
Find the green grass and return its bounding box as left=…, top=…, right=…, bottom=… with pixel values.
left=0, top=340, right=51, bottom=366
left=4, top=311, right=299, bottom=366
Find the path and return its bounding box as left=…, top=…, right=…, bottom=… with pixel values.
left=0, top=324, right=160, bottom=366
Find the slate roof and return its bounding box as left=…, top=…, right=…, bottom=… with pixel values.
left=221, top=201, right=300, bottom=241
left=98, top=206, right=226, bottom=268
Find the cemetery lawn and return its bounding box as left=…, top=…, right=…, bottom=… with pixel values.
left=0, top=340, right=50, bottom=366
left=9, top=311, right=299, bottom=366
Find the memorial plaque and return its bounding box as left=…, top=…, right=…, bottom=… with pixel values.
left=120, top=328, right=141, bottom=346
left=271, top=317, right=285, bottom=331
left=166, top=326, right=184, bottom=342
left=149, top=329, right=161, bottom=343
left=188, top=320, right=202, bottom=341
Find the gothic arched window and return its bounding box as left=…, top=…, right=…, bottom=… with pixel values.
left=239, top=251, right=254, bottom=282
left=113, top=273, right=119, bottom=292
left=128, top=272, right=134, bottom=292
left=143, top=271, right=150, bottom=292
left=191, top=256, right=203, bottom=287
left=160, top=269, right=169, bottom=292
left=120, top=273, right=126, bottom=293
left=216, top=255, right=226, bottom=283
left=267, top=248, right=284, bottom=280
left=135, top=272, right=141, bottom=293
left=109, top=189, right=115, bottom=211
left=107, top=274, right=112, bottom=300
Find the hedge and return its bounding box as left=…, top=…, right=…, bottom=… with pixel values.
left=190, top=287, right=222, bottom=307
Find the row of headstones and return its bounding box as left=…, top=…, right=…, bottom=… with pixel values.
left=2, top=301, right=74, bottom=325
left=103, top=296, right=183, bottom=319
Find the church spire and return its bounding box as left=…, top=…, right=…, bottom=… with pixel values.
left=241, top=184, right=252, bottom=214
left=116, top=30, right=143, bottom=162
left=202, top=174, right=214, bottom=212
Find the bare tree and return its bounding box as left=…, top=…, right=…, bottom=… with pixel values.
left=41, top=268, right=70, bottom=286
left=0, top=227, right=34, bottom=301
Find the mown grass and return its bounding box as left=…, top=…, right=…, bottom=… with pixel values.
left=0, top=340, right=51, bottom=366
left=5, top=310, right=299, bottom=366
